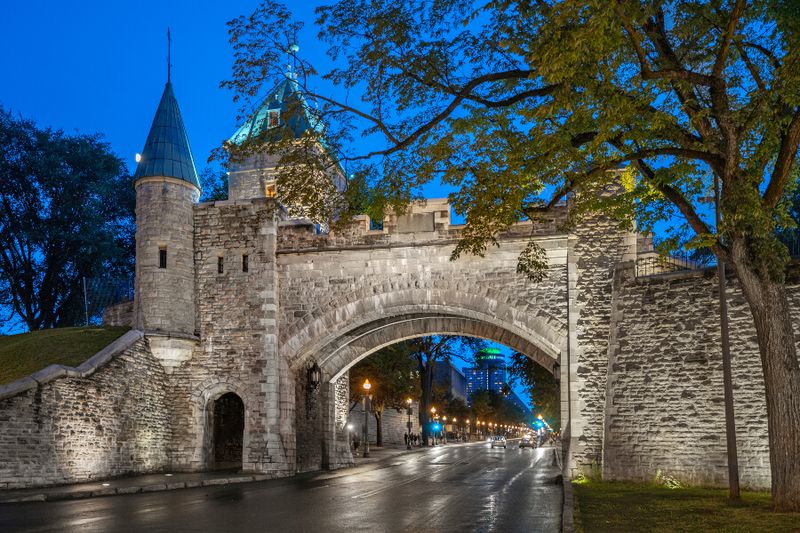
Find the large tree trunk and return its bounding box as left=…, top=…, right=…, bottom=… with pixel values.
left=731, top=242, right=800, bottom=512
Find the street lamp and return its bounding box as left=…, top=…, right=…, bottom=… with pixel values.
left=430, top=406, right=437, bottom=445
left=466, top=419, right=471, bottom=441
left=442, top=416, right=448, bottom=444
left=362, top=379, right=372, bottom=458
left=406, top=398, right=413, bottom=450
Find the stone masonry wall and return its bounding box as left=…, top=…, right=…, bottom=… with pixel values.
left=567, top=211, right=636, bottom=475
left=348, top=401, right=422, bottom=446
left=603, top=266, right=800, bottom=489
left=164, top=198, right=290, bottom=475
left=0, top=338, right=171, bottom=489
left=102, top=300, right=134, bottom=327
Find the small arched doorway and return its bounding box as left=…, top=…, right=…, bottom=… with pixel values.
left=211, top=392, right=244, bottom=470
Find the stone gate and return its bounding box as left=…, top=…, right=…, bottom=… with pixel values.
left=1, top=78, right=796, bottom=490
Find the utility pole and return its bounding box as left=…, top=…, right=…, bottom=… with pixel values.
left=715, top=173, right=740, bottom=500
left=82, top=276, right=89, bottom=327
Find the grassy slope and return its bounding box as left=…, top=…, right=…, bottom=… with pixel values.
left=0, top=326, right=130, bottom=386
left=573, top=480, right=800, bottom=533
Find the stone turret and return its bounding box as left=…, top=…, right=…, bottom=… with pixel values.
left=226, top=76, right=345, bottom=203
left=133, top=81, right=200, bottom=337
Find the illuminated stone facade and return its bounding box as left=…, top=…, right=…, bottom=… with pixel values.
left=1, top=80, right=795, bottom=492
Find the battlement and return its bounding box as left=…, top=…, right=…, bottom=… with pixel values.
left=277, top=199, right=569, bottom=252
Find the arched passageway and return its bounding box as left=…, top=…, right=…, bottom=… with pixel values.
left=291, top=311, right=566, bottom=473
left=211, top=392, right=245, bottom=470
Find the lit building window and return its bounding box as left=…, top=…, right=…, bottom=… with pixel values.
left=265, top=183, right=277, bottom=197
left=267, top=110, right=280, bottom=128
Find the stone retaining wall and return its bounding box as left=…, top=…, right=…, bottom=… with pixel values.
left=603, top=265, right=800, bottom=489
left=0, top=334, right=172, bottom=488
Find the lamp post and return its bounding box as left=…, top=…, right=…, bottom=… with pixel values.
left=443, top=416, right=448, bottom=444
left=362, top=379, right=372, bottom=458
left=466, top=419, right=471, bottom=441
left=714, top=172, right=740, bottom=501
left=406, top=398, right=413, bottom=450
left=430, top=406, right=436, bottom=445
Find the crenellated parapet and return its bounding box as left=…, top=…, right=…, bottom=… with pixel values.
left=277, top=199, right=570, bottom=252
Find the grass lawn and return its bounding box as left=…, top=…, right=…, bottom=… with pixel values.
left=573, top=480, right=800, bottom=533
left=0, top=326, right=130, bottom=385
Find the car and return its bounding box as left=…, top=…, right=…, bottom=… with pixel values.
left=519, top=434, right=535, bottom=448
left=490, top=435, right=507, bottom=448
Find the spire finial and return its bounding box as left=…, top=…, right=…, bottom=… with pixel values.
left=287, top=43, right=299, bottom=80
left=167, top=28, right=172, bottom=83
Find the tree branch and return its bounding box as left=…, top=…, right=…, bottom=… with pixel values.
left=634, top=159, right=710, bottom=233
left=713, top=0, right=746, bottom=78
left=764, top=108, right=800, bottom=207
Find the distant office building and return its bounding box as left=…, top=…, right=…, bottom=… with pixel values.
left=465, top=348, right=508, bottom=403
left=433, top=361, right=467, bottom=402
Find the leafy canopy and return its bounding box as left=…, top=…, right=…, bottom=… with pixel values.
left=0, top=109, right=134, bottom=331
left=223, top=1, right=800, bottom=281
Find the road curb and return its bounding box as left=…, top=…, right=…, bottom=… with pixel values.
left=0, top=474, right=270, bottom=504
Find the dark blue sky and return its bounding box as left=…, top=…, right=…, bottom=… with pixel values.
left=0, top=2, right=534, bottom=407
left=2, top=1, right=305, bottom=178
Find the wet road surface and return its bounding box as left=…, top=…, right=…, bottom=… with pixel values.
left=0, top=443, right=562, bottom=533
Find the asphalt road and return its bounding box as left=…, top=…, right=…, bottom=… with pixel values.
left=0, top=443, right=563, bottom=533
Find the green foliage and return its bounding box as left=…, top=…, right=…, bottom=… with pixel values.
left=223, top=0, right=800, bottom=283
left=199, top=167, right=229, bottom=202
left=0, top=109, right=134, bottom=331
left=507, top=351, right=560, bottom=428
left=348, top=342, right=419, bottom=413
left=467, top=388, right=528, bottom=426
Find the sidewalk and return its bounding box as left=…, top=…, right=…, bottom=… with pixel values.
left=0, top=440, right=477, bottom=504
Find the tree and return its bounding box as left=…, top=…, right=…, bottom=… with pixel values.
left=348, top=343, right=418, bottom=446
left=199, top=167, right=229, bottom=202
left=507, top=352, right=560, bottom=429
left=223, top=2, right=800, bottom=509
left=468, top=389, right=527, bottom=428
left=0, top=109, right=134, bottom=331
left=405, top=336, right=486, bottom=445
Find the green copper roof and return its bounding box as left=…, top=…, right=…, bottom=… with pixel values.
left=134, top=82, right=200, bottom=188
left=228, top=77, right=323, bottom=145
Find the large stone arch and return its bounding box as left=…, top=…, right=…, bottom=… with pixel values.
left=287, top=288, right=569, bottom=473
left=318, top=313, right=559, bottom=382
left=282, top=286, right=568, bottom=373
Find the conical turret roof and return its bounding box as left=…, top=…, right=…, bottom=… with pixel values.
left=134, top=82, right=200, bottom=188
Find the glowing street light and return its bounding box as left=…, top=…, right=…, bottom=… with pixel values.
left=362, top=379, right=372, bottom=458
left=405, top=398, right=413, bottom=450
